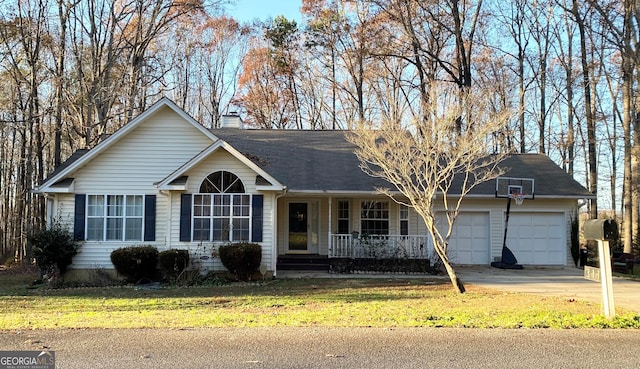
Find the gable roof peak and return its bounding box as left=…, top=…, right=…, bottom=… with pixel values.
left=35, top=96, right=217, bottom=193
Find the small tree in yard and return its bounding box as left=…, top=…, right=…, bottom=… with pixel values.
left=347, top=91, right=512, bottom=293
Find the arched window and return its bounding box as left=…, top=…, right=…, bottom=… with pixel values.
left=199, top=171, right=245, bottom=193
left=193, top=171, right=250, bottom=242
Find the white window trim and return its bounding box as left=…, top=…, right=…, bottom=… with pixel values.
left=399, top=204, right=409, bottom=236
left=192, top=193, right=252, bottom=243
left=337, top=199, right=350, bottom=234
left=359, top=200, right=390, bottom=235
left=86, top=194, right=145, bottom=242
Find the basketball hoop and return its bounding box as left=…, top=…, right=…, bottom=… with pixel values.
left=512, top=193, right=526, bottom=206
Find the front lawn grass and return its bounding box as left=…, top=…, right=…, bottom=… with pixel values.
left=1, top=273, right=639, bottom=330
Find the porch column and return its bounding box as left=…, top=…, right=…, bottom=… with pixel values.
left=327, top=197, right=332, bottom=256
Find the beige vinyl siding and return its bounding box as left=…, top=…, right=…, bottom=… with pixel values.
left=187, top=150, right=259, bottom=193
left=395, top=197, right=576, bottom=266
left=489, top=209, right=503, bottom=262
left=563, top=211, right=574, bottom=266
left=277, top=196, right=400, bottom=256
left=72, top=106, right=213, bottom=193
left=270, top=194, right=576, bottom=266
left=168, top=148, right=275, bottom=272
left=53, top=191, right=163, bottom=270
left=277, top=200, right=286, bottom=255
left=56, top=106, right=215, bottom=270
left=51, top=193, right=76, bottom=228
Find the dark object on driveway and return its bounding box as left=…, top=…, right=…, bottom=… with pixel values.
left=491, top=246, right=524, bottom=270
left=611, top=252, right=634, bottom=274
left=579, top=247, right=588, bottom=268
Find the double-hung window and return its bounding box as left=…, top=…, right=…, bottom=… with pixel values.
left=192, top=171, right=250, bottom=242
left=86, top=195, right=144, bottom=241
left=360, top=200, right=389, bottom=235
left=400, top=204, right=409, bottom=235
left=337, top=200, right=350, bottom=234
left=193, top=194, right=250, bottom=242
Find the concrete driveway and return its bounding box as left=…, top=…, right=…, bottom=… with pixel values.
left=456, top=265, right=640, bottom=313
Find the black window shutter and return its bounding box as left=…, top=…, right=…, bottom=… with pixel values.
left=74, top=194, right=86, bottom=241
left=144, top=195, right=156, bottom=241
left=251, top=194, right=263, bottom=242
left=179, top=194, right=192, bottom=242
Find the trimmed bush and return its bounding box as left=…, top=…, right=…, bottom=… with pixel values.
left=218, top=242, right=262, bottom=281
left=29, top=218, right=81, bottom=278
left=110, top=245, right=159, bottom=283
left=159, top=249, right=190, bottom=280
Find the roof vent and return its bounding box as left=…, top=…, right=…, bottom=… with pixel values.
left=220, top=113, right=243, bottom=129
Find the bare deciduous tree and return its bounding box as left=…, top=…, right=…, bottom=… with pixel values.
left=587, top=0, right=639, bottom=252
left=347, top=89, right=512, bottom=293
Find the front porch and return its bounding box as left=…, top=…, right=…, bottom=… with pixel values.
left=277, top=234, right=435, bottom=274
left=329, top=234, right=432, bottom=259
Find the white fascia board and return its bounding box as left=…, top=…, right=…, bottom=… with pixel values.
left=156, top=140, right=285, bottom=191
left=255, top=184, right=284, bottom=191
left=163, top=184, right=187, bottom=191
left=38, top=97, right=217, bottom=191
left=35, top=182, right=74, bottom=194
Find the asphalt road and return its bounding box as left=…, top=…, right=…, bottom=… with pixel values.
left=2, top=327, right=639, bottom=369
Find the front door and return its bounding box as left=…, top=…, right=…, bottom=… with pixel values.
left=287, top=202, right=319, bottom=253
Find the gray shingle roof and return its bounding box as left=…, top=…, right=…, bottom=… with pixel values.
left=472, top=154, right=593, bottom=198
left=40, top=149, right=89, bottom=186
left=212, top=129, right=593, bottom=198
left=212, top=129, right=388, bottom=191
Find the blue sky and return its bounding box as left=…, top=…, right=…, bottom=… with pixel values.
left=229, top=0, right=302, bottom=23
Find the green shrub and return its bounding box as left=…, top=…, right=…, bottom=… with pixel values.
left=110, top=245, right=159, bottom=283
left=218, top=242, right=262, bottom=281
left=29, top=218, right=81, bottom=278
left=159, top=249, right=190, bottom=280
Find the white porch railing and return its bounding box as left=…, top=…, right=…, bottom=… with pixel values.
left=329, top=234, right=433, bottom=259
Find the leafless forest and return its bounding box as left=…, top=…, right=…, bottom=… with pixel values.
left=1, top=0, right=638, bottom=262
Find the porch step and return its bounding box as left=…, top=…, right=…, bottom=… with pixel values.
left=277, top=255, right=330, bottom=271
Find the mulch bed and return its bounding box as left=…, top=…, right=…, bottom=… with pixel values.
left=0, top=264, right=39, bottom=276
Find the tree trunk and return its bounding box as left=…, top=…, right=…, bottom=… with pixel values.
left=519, top=51, right=526, bottom=153
left=572, top=0, right=598, bottom=218
left=53, top=0, right=71, bottom=168
left=621, top=0, right=635, bottom=253
left=632, top=119, right=639, bottom=251
left=442, top=258, right=466, bottom=294
left=565, top=32, right=575, bottom=176
left=538, top=56, right=547, bottom=154
left=621, top=74, right=633, bottom=253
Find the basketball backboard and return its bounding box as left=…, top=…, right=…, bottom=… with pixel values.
left=495, top=177, right=535, bottom=199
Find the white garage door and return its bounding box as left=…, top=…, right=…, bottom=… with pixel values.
left=506, top=213, right=566, bottom=265
left=442, top=212, right=490, bottom=264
